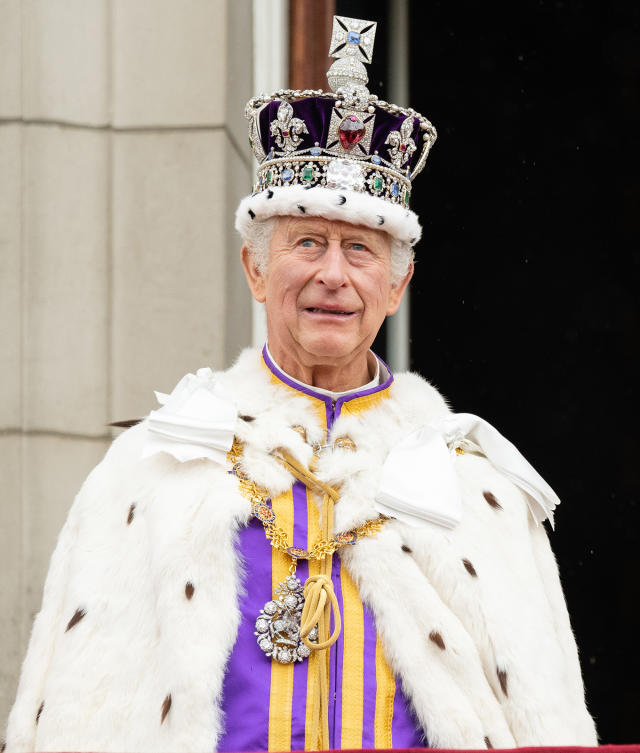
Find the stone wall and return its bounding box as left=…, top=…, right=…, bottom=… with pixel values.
left=0, top=0, right=253, bottom=726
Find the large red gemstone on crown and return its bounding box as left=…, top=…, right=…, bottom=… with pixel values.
left=338, top=116, right=365, bottom=150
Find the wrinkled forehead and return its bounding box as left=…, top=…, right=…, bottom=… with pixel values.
left=273, top=215, right=391, bottom=248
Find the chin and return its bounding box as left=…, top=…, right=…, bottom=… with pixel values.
left=299, top=332, right=360, bottom=362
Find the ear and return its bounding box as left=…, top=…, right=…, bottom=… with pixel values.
left=241, top=245, right=266, bottom=303
left=386, top=262, right=414, bottom=315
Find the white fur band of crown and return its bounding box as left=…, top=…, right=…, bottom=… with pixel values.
left=235, top=184, right=422, bottom=247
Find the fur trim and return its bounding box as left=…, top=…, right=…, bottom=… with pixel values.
left=5, top=424, right=250, bottom=753
left=235, top=185, right=422, bottom=246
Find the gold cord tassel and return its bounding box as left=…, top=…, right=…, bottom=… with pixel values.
left=306, top=490, right=336, bottom=751
left=278, top=452, right=340, bottom=750
left=300, top=573, right=341, bottom=649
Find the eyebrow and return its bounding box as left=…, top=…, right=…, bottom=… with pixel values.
left=285, top=222, right=330, bottom=238
left=343, top=233, right=378, bottom=245
left=285, top=223, right=380, bottom=247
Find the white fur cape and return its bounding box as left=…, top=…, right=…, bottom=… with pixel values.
left=4, top=349, right=597, bottom=751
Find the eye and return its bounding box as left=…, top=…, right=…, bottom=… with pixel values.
left=347, top=242, right=370, bottom=253
left=299, top=238, right=316, bottom=248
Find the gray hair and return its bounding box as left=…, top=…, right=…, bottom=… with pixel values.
left=241, top=217, right=414, bottom=286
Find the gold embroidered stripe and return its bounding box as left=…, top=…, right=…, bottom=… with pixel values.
left=305, top=487, right=328, bottom=750
left=340, top=567, right=365, bottom=749
left=374, top=636, right=396, bottom=748
left=268, top=489, right=295, bottom=752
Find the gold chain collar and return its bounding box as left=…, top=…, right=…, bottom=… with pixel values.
left=228, top=438, right=388, bottom=568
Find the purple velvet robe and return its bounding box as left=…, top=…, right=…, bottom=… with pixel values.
left=217, top=349, right=426, bottom=751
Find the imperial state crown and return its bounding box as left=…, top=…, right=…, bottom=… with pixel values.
left=236, top=15, right=437, bottom=247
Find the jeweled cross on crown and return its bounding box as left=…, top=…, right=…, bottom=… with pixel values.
left=328, top=16, right=377, bottom=64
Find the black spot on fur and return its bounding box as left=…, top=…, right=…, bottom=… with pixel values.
left=377, top=215, right=385, bottom=225
left=483, top=491, right=503, bottom=510
left=65, top=608, right=86, bottom=632
left=462, top=558, right=478, bottom=577
left=484, top=736, right=493, bottom=749
left=127, top=503, right=136, bottom=525
left=337, top=195, right=346, bottom=205
left=239, top=414, right=255, bottom=422
left=266, top=189, right=274, bottom=199
left=248, top=209, right=255, bottom=219
left=497, top=668, right=508, bottom=697
left=185, top=582, right=195, bottom=600
left=297, top=204, right=306, bottom=213
left=36, top=701, right=44, bottom=725
left=161, top=694, right=172, bottom=724
left=429, top=631, right=446, bottom=650
left=401, top=544, right=412, bottom=553
left=108, top=418, right=142, bottom=428
left=410, top=237, right=417, bottom=244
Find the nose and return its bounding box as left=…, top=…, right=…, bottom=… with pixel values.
left=317, top=239, right=348, bottom=289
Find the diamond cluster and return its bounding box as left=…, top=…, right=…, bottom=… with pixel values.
left=254, top=575, right=319, bottom=664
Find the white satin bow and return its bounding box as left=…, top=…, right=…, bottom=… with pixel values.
left=142, top=368, right=237, bottom=464
left=375, top=413, right=560, bottom=531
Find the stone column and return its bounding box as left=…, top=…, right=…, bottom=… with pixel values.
left=0, top=0, right=253, bottom=727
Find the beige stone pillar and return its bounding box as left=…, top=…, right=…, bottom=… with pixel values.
left=0, top=0, right=253, bottom=728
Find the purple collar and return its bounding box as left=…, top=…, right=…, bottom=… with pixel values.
left=261, top=345, right=393, bottom=428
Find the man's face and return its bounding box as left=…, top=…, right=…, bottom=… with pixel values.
left=241, top=216, right=412, bottom=368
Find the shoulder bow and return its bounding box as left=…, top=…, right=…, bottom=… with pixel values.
left=375, top=413, right=560, bottom=530
left=142, top=368, right=237, bottom=464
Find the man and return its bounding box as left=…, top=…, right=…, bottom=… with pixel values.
left=5, top=16, right=596, bottom=752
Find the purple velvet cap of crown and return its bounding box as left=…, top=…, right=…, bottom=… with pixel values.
left=257, top=97, right=421, bottom=172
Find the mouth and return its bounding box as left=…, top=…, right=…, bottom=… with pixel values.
left=304, top=307, right=356, bottom=317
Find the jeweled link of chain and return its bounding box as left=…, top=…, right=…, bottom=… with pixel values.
left=252, top=497, right=387, bottom=562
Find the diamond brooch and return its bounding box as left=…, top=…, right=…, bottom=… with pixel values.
left=254, top=575, right=319, bottom=663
